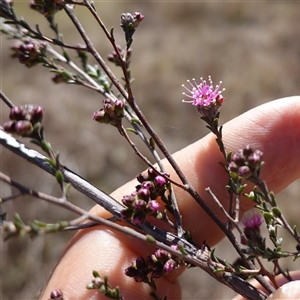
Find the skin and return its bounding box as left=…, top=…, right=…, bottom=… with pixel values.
left=41, top=96, right=300, bottom=299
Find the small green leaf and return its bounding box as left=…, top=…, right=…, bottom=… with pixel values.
left=178, top=242, right=188, bottom=255
left=58, top=221, right=68, bottom=228
left=93, top=270, right=100, bottom=278
left=52, top=38, right=64, bottom=47
left=55, top=170, right=64, bottom=185
left=110, top=27, right=114, bottom=40
left=126, top=127, right=137, bottom=134
left=131, top=118, right=142, bottom=125
left=293, top=225, right=300, bottom=239
left=272, top=207, right=281, bottom=217
left=64, top=183, right=72, bottom=197
left=149, top=137, right=155, bottom=149
left=263, top=212, right=274, bottom=224
left=213, top=268, right=224, bottom=274
left=45, top=157, right=56, bottom=169
left=13, top=213, right=24, bottom=229
left=146, top=234, right=155, bottom=244
left=63, top=50, right=70, bottom=62
left=33, top=220, right=47, bottom=227
left=40, top=140, right=52, bottom=153
left=269, top=191, right=277, bottom=206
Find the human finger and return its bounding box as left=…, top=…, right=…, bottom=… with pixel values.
left=42, top=97, right=300, bottom=299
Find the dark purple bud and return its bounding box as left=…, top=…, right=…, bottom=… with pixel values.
left=151, top=265, right=164, bottom=278
left=137, top=172, right=149, bottom=183
left=114, top=100, right=125, bottom=117
left=248, top=150, right=263, bottom=167
left=155, top=249, right=170, bottom=261
left=120, top=208, right=132, bottom=220
left=15, top=120, right=33, bottom=136
left=9, top=106, right=27, bottom=121
left=133, top=199, right=147, bottom=210
left=146, top=254, right=158, bottom=266
left=30, top=105, right=44, bottom=124
left=50, top=289, right=63, bottom=300
left=122, top=194, right=136, bottom=207
left=137, top=187, right=150, bottom=200
left=164, top=259, right=177, bottom=273
left=136, top=256, right=147, bottom=270
left=125, top=257, right=148, bottom=283
left=147, top=200, right=160, bottom=215
left=3, top=120, right=16, bottom=133
left=154, top=175, right=166, bottom=187
left=13, top=39, right=47, bottom=67
left=93, top=109, right=110, bottom=124
left=133, top=12, right=144, bottom=28
left=102, top=99, right=115, bottom=118
left=141, top=181, right=154, bottom=190
left=231, top=150, right=245, bottom=166
left=237, top=166, right=251, bottom=178
left=124, top=265, right=140, bottom=279
left=131, top=211, right=146, bottom=225
left=228, top=161, right=238, bottom=173
left=107, top=45, right=122, bottom=66
left=147, top=168, right=156, bottom=178
left=243, top=145, right=254, bottom=157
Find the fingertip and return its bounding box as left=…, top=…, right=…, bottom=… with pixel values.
left=267, top=280, right=300, bottom=299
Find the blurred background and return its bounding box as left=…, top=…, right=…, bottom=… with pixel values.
left=1, top=1, right=300, bottom=299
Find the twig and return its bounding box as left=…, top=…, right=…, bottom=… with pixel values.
left=0, top=90, right=14, bottom=108
left=0, top=170, right=267, bottom=300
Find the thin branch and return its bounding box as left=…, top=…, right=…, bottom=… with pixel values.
left=0, top=90, right=14, bottom=108
left=0, top=169, right=267, bottom=300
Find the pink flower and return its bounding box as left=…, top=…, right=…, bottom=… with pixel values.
left=182, top=76, right=225, bottom=118
left=242, top=211, right=263, bottom=229
left=241, top=211, right=264, bottom=247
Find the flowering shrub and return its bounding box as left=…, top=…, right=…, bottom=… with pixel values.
left=1, top=2, right=300, bottom=300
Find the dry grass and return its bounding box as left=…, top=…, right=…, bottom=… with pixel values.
left=1, top=2, right=300, bottom=299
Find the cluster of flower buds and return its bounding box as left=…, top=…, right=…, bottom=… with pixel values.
left=30, top=0, right=65, bottom=17
left=120, top=12, right=144, bottom=44
left=107, top=45, right=132, bottom=66
left=121, top=168, right=169, bottom=225
left=3, top=105, right=44, bottom=137
left=93, top=99, right=125, bottom=127
left=120, top=12, right=144, bottom=30
left=125, top=247, right=179, bottom=282
left=228, top=145, right=263, bottom=178
left=182, top=76, right=225, bottom=120
left=11, top=39, right=47, bottom=68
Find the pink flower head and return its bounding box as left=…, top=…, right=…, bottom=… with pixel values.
left=182, top=76, right=225, bottom=118
left=242, top=211, right=263, bottom=229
